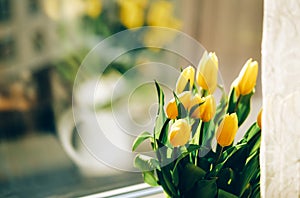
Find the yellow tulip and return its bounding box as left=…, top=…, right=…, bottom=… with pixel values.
left=191, top=95, right=216, bottom=122
left=166, top=100, right=178, bottom=120
left=169, top=119, right=191, bottom=147
left=147, top=0, right=181, bottom=28
left=143, top=0, right=181, bottom=49
left=85, top=0, right=102, bottom=18
left=196, top=51, right=219, bottom=94
left=166, top=91, right=192, bottom=119
left=257, top=108, right=262, bottom=129
left=175, top=66, right=195, bottom=94
left=118, top=0, right=148, bottom=8
left=216, top=113, right=238, bottom=147
left=189, top=93, right=205, bottom=109
left=235, top=59, right=258, bottom=95
left=132, top=0, right=148, bottom=8
left=119, top=1, right=144, bottom=28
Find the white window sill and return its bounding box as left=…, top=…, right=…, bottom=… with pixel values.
left=82, top=183, right=163, bottom=198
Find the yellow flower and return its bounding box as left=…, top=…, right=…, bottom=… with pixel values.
left=235, top=59, right=258, bottom=95
left=131, top=0, right=148, bottom=8
left=143, top=1, right=181, bottom=49
left=175, top=66, right=195, bottom=94
left=216, top=113, right=238, bottom=147
left=189, top=93, right=205, bottom=110
left=146, top=0, right=181, bottom=29
left=166, top=91, right=192, bottom=119
left=196, top=51, right=219, bottom=94
left=119, top=0, right=144, bottom=28
left=257, top=108, right=262, bottom=129
left=191, top=94, right=216, bottom=122
left=169, top=119, right=191, bottom=147
left=85, top=0, right=102, bottom=18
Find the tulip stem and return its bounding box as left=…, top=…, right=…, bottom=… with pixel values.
left=214, top=145, right=224, bottom=166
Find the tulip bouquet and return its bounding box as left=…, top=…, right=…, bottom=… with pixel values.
left=132, top=51, right=262, bottom=198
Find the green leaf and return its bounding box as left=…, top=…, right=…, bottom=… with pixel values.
left=143, top=171, right=159, bottom=186
left=132, top=131, right=152, bottom=151
left=214, top=85, right=228, bottom=124
left=227, top=88, right=254, bottom=126
left=159, top=163, right=179, bottom=197
left=227, top=87, right=238, bottom=114
left=173, top=92, right=187, bottom=118
left=209, top=143, right=247, bottom=177
left=218, top=189, right=239, bottom=198
left=219, top=143, right=247, bottom=163
left=189, top=101, right=205, bottom=118
left=158, top=118, right=170, bottom=145
left=180, top=163, right=206, bottom=192
left=156, top=140, right=171, bottom=164
left=240, top=123, right=260, bottom=143
left=248, top=135, right=261, bottom=156
left=223, top=144, right=250, bottom=172
left=157, top=170, right=173, bottom=197
left=185, top=144, right=201, bottom=153
left=172, top=144, right=200, bottom=173
left=171, top=168, right=179, bottom=186
left=239, top=151, right=260, bottom=196
left=239, top=123, right=261, bottom=156
left=251, top=183, right=260, bottom=198
left=192, top=178, right=218, bottom=198
left=236, top=92, right=254, bottom=126
left=134, top=154, right=160, bottom=172
left=192, top=82, right=199, bottom=95
left=217, top=168, right=235, bottom=191
left=183, top=79, right=191, bottom=92
left=154, top=81, right=167, bottom=138
left=197, top=155, right=213, bottom=172
left=202, top=120, right=216, bottom=150
left=240, top=184, right=252, bottom=198
left=191, top=119, right=200, bottom=137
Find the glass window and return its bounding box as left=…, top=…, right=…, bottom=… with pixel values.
left=0, top=36, right=15, bottom=62
left=0, top=0, right=11, bottom=22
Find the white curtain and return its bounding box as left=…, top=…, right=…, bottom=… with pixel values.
left=261, top=1, right=300, bottom=197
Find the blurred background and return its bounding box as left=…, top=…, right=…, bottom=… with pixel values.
left=0, top=0, right=262, bottom=197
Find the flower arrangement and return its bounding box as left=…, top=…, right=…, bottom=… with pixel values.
left=132, top=51, right=262, bottom=198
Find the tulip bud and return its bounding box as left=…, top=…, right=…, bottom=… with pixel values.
left=257, top=108, right=262, bottom=129
left=169, top=119, right=191, bottom=147
left=196, top=51, right=218, bottom=94
left=191, top=95, right=216, bottom=122
left=235, top=59, right=258, bottom=95
left=216, top=113, right=238, bottom=147
left=166, top=91, right=192, bottom=119
left=175, top=66, right=195, bottom=94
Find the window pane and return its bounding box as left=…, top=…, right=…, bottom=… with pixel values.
left=0, top=0, right=11, bottom=22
